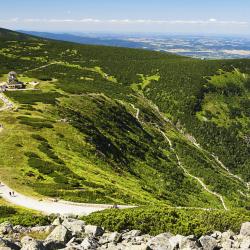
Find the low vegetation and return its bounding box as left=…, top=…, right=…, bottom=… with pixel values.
left=0, top=28, right=249, bottom=210
left=83, top=206, right=250, bottom=236
left=0, top=199, right=52, bottom=226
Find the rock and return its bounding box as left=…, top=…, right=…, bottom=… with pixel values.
left=44, top=225, right=72, bottom=250
left=146, top=232, right=173, bottom=250
left=220, top=239, right=234, bottom=249
left=0, top=222, right=13, bottom=235
left=240, top=237, right=250, bottom=249
left=179, top=236, right=200, bottom=250
left=84, top=225, right=104, bottom=237
left=199, top=235, right=218, bottom=250
left=169, top=235, right=185, bottom=249
left=210, top=231, right=222, bottom=240
left=122, top=230, right=142, bottom=242
left=132, top=234, right=152, bottom=245
left=221, top=230, right=234, bottom=241
left=80, top=236, right=99, bottom=249
left=62, top=218, right=85, bottom=236
left=52, top=217, right=63, bottom=226
left=29, top=225, right=54, bottom=234
left=13, top=225, right=28, bottom=234
left=45, top=225, right=71, bottom=243
left=240, top=222, right=250, bottom=237
left=0, top=237, right=20, bottom=250
left=20, top=236, right=45, bottom=250
left=99, top=232, right=122, bottom=245
left=102, top=242, right=147, bottom=250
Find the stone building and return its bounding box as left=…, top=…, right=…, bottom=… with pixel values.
left=7, top=71, right=24, bottom=89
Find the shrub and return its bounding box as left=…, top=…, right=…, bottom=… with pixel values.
left=83, top=206, right=250, bottom=236
left=0, top=205, right=52, bottom=227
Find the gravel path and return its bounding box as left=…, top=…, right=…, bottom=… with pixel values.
left=0, top=182, right=131, bottom=215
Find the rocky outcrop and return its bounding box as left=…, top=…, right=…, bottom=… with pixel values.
left=44, top=225, right=72, bottom=250
left=0, top=220, right=249, bottom=249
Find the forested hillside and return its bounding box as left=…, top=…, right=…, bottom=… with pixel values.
left=0, top=28, right=249, bottom=209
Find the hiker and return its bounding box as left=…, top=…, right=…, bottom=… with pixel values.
left=112, top=204, right=119, bottom=209
left=9, top=191, right=12, bottom=196
left=12, top=191, right=15, bottom=197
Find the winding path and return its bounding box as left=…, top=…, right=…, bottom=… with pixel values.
left=0, top=93, right=14, bottom=111
left=130, top=104, right=140, bottom=121
left=0, top=182, right=134, bottom=215
left=129, top=99, right=228, bottom=210
left=24, top=62, right=58, bottom=73
left=159, top=130, right=228, bottom=210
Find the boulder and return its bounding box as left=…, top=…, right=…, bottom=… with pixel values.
left=99, top=232, right=122, bottom=244
left=0, top=222, right=13, bottom=235
left=103, top=242, right=147, bottom=250
left=44, top=225, right=71, bottom=250
left=122, top=230, right=142, bottom=242
left=52, top=217, right=62, bottom=226
left=146, top=232, right=173, bottom=250
left=240, top=222, right=250, bottom=237
left=210, top=231, right=222, bottom=240
left=179, top=236, right=200, bottom=250
left=0, top=237, right=20, bottom=250
left=80, top=236, right=99, bottom=249
left=169, top=235, right=185, bottom=249
left=62, top=218, right=85, bottom=236
left=20, top=236, right=45, bottom=250
left=220, top=239, right=234, bottom=249
left=13, top=225, right=28, bottom=234
left=199, top=235, right=218, bottom=250
left=240, top=237, right=250, bottom=249
left=221, top=230, right=234, bottom=241
left=84, top=225, right=104, bottom=237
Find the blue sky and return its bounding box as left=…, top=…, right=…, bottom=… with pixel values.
left=0, top=0, right=249, bottom=35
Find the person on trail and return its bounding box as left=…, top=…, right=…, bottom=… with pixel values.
left=112, top=204, right=119, bottom=209
left=9, top=191, right=12, bottom=196
left=12, top=191, right=15, bottom=197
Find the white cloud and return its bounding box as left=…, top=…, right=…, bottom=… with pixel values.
left=209, top=18, right=217, bottom=22
left=0, top=18, right=248, bottom=26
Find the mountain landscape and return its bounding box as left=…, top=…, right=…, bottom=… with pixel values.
left=0, top=24, right=249, bottom=250
left=0, top=27, right=249, bottom=213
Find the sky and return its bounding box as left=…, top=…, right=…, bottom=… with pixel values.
left=0, top=0, right=249, bottom=35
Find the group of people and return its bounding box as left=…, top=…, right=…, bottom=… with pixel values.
left=0, top=182, right=15, bottom=197
left=9, top=191, right=15, bottom=197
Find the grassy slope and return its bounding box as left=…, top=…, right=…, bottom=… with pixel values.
left=0, top=28, right=249, bottom=209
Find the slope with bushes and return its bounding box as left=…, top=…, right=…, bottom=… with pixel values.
left=0, top=28, right=249, bottom=210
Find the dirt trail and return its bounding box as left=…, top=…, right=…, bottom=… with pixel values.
left=0, top=182, right=133, bottom=215
left=130, top=104, right=140, bottom=120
